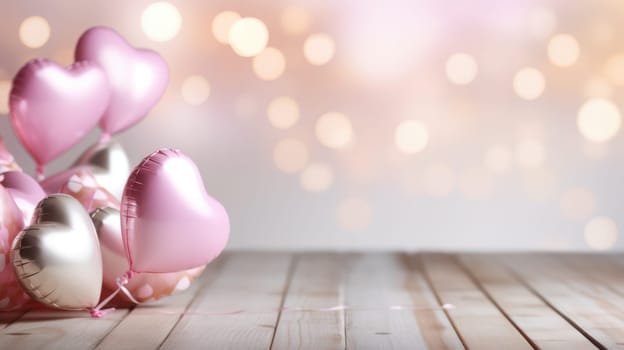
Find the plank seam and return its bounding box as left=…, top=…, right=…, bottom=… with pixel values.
left=498, top=255, right=606, bottom=350
left=414, top=253, right=468, bottom=350
left=269, top=254, right=297, bottom=350
left=154, top=255, right=231, bottom=349
left=454, top=255, right=539, bottom=350
left=560, top=255, right=624, bottom=304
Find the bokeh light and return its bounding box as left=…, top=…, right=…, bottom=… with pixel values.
left=604, top=54, right=624, bottom=86
left=547, top=34, right=580, bottom=67
left=337, top=197, right=372, bottom=232
left=484, top=145, right=512, bottom=174
left=19, top=16, right=50, bottom=48
left=280, top=7, right=310, bottom=36
left=577, top=98, right=621, bottom=142
left=181, top=75, right=210, bottom=105
left=584, top=216, right=618, bottom=250
left=141, top=2, right=182, bottom=42
left=228, top=17, right=269, bottom=57
left=559, top=187, right=595, bottom=221
left=513, top=67, right=545, bottom=100
left=300, top=163, right=333, bottom=192
left=515, top=138, right=545, bottom=168
left=303, top=33, right=335, bottom=66
left=252, top=47, right=286, bottom=80
left=422, top=163, right=455, bottom=197
left=0, top=80, right=11, bottom=114
left=267, top=97, right=299, bottom=129
left=394, top=120, right=429, bottom=154
left=273, top=138, right=309, bottom=174
left=445, top=53, right=478, bottom=85
left=315, top=112, right=354, bottom=149
left=212, top=11, right=241, bottom=44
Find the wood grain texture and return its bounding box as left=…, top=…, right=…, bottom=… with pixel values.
left=271, top=253, right=346, bottom=350
left=401, top=255, right=465, bottom=350
left=501, top=253, right=624, bottom=349
left=161, top=253, right=292, bottom=350
left=420, top=253, right=532, bottom=350
left=459, top=254, right=596, bottom=350
left=345, top=253, right=463, bottom=349
left=1, top=253, right=623, bottom=349
left=95, top=256, right=226, bottom=350
left=0, top=309, right=128, bottom=350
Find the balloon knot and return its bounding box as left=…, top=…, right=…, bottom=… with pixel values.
left=120, top=270, right=135, bottom=283
left=99, top=133, right=111, bottom=144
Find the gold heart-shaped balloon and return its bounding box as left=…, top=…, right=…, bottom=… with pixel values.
left=11, top=194, right=102, bottom=310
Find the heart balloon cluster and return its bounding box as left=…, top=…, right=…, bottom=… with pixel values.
left=0, top=27, right=230, bottom=314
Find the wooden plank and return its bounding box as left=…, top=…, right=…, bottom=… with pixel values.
left=501, top=253, right=624, bottom=349
left=559, top=254, right=624, bottom=298
left=420, top=253, right=532, bottom=350
left=0, top=308, right=128, bottom=350
left=401, top=254, right=465, bottom=350
left=161, top=253, right=292, bottom=350
left=271, top=253, right=345, bottom=350
left=459, top=254, right=596, bottom=350
left=345, top=253, right=463, bottom=349
left=95, top=256, right=226, bottom=350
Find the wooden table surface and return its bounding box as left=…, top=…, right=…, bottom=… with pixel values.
left=1, top=252, right=623, bottom=349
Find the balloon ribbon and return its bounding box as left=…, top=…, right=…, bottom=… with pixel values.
left=89, top=271, right=139, bottom=318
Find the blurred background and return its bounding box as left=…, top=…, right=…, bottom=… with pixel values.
left=0, top=0, right=623, bottom=251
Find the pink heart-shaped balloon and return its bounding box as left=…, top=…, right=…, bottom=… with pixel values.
left=0, top=185, right=30, bottom=311
left=0, top=137, right=21, bottom=173
left=9, top=59, right=111, bottom=167
left=121, top=149, right=229, bottom=273
left=0, top=171, right=46, bottom=226
left=75, top=26, right=169, bottom=136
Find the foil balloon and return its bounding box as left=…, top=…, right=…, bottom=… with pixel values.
left=0, top=138, right=22, bottom=173
left=1, top=171, right=46, bottom=226
left=0, top=185, right=30, bottom=310
left=40, top=140, right=130, bottom=199
left=121, top=149, right=229, bottom=273
left=11, top=194, right=103, bottom=310
left=92, top=207, right=205, bottom=303
left=73, top=140, right=130, bottom=199
left=75, top=26, right=169, bottom=136
left=59, top=169, right=120, bottom=211
left=9, top=59, right=111, bottom=174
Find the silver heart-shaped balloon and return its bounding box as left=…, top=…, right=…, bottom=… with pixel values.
left=73, top=140, right=130, bottom=199
left=11, top=194, right=102, bottom=310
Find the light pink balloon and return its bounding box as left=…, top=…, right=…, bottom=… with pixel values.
left=9, top=59, right=111, bottom=168
left=58, top=169, right=119, bottom=211
left=75, top=26, right=169, bottom=136
left=0, top=185, right=30, bottom=311
left=0, top=171, right=46, bottom=226
left=0, top=138, right=21, bottom=173
left=121, top=149, right=230, bottom=273
left=39, top=166, right=91, bottom=195
left=93, top=207, right=205, bottom=304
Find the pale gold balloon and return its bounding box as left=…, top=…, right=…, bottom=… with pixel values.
left=91, top=207, right=205, bottom=303
left=11, top=194, right=103, bottom=310
left=73, top=140, right=130, bottom=199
